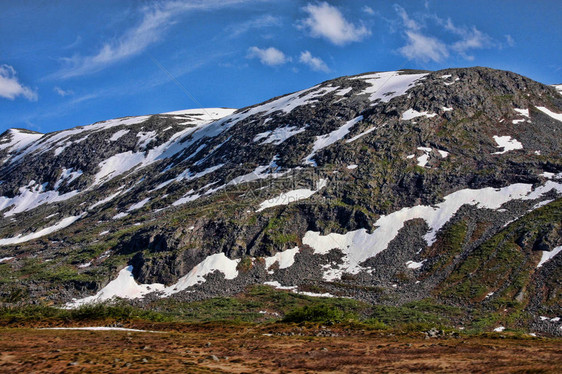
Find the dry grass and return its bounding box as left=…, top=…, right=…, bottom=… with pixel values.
left=0, top=323, right=560, bottom=373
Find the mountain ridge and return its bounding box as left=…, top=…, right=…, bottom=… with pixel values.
left=0, top=66, right=561, bottom=334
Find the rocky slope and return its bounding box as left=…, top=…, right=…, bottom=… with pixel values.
left=0, top=67, right=561, bottom=334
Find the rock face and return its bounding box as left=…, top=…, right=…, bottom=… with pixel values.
left=0, top=67, right=561, bottom=332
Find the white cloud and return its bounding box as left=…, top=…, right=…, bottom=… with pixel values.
left=445, top=19, right=491, bottom=59
left=247, top=46, right=289, bottom=66
left=299, top=2, right=370, bottom=46
left=0, top=65, right=37, bottom=101
left=395, top=8, right=491, bottom=62
left=54, top=86, right=73, bottom=97
left=299, top=51, right=330, bottom=72
left=505, top=34, right=515, bottom=47
left=54, top=0, right=255, bottom=78
left=399, top=31, right=449, bottom=62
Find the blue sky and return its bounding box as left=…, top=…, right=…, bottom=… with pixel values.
left=1, top=0, right=561, bottom=134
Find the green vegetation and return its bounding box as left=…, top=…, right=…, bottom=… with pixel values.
left=441, top=198, right=562, bottom=303
left=0, top=303, right=171, bottom=324
left=282, top=304, right=356, bottom=324
left=0, top=285, right=467, bottom=332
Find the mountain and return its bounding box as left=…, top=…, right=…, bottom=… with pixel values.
left=0, top=67, right=561, bottom=334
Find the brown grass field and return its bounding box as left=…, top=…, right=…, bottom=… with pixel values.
left=0, top=322, right=560, bottom=373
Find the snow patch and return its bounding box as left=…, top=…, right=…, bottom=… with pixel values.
left=303, top=181, right=562, bottom=281
left=0, top=256, right=14, bottom=263
left=0, top=182, right=80, bottom=217
left=256, top=179, right=327, bottom=212
left=0, top=129, right=43, bottom=154
left=163, top=253, right=240, bottom=296
left=109, top=129, right=129, bottom=141
left=304, top=116, right=363, bottom=165
left=537, top=246, right=562, bottom=268
left=66, top=265, right=164, bottom=308
left=351, top=71, right=427, bottom=103
left=264, top=246, right=300, bottom=274
left=536, top=106, right=562, bottom=122
left=253, top=126, right=305, bottom=145
left=406, top=260, right=424, bottom=269
left=514, top=108, right=529, bottom=118
left=401, top=109, right=437, bottom=120
left=127, top=198, right=150, bottom=211
left=112, top=212, right=129, bottom=220
left=437, top=150, right=449, bottom=158
left=347, top=164, right=358, bottom=170
left=492, top=135, right=523, bottom=154
left=0, top=214, right=83, bottom=246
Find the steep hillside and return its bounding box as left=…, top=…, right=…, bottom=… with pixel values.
left=0, top=67, right=561, bottom=334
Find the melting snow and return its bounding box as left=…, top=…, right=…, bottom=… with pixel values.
left=253, top=126, right=306, bottom=145
left=109, top=129, right=130, bottom=141
left=127, top=198, right=150, bottom=211
left=303, top=181, right=562, bottom=281
left=416, top=147, right=433, bottom=167
left=345, top=126, right=377, bottom=143
left=304, top=116, right=363, bottom=165
left=347, top=164, right=358, bottom=170
left=417, top=154, right=430, bottom=167
left=442, top=107, right=453, bottom=112
left=537, top=246, right=562, bottom=268
left=162, top=253, right=239, bottom=296
left=66, top=265, right=164, bottom=308
left=88, top=189, right=123, bottom=210
left=264, top=246, right=300, bottom=274
left=406, top=260, right=424, bottom=269
left=493, top=326, right=505, bottom=332
left=112, top=212, right=129, bottom=220
left=351, top=71, right=427, bottom=103
left=0, top=183, right=80, bottom=217
left=536, top=106, right=562, bottom=122
left=514, top=108, right=530, bottom=118
left=0, top=214, right=83, bottom=246
left=401, top=109, right=437, bottom=120
left=0, top=256, right=14, bottom=263
left=492, top=135, right=523, bottom=154
left=10, top=115, right=151, bottom=164
left=0, top=129, right=43, bottom=154
left=53, top=168, right=83, bottom=189
left=256, top=179, right=327, bottom=212
left=437, top=150, right=449, bottom=158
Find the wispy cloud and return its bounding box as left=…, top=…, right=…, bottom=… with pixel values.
left=363, top=6, right=375, bottom=16
left=399, top=31, right=449, bottom=62
left=53, top=0, right=257, bottom=79
left=299, top=2, right=370, bottom=46
left=54, top=86, right=73, bottom=97
left=299, top=51, right=330, bottom=72
left=394, top=6, right=492, bottom=63
left=444, top=18, right=492, bottom=60
left=0, top=64, right=37, bottom=101
left=394, top=4, right=420, bottom=31
left=505, top=34, right=515, bottom=47
left=247, top=46, right=290, bottom=66
left=227, top=15, right=281, bottom=38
